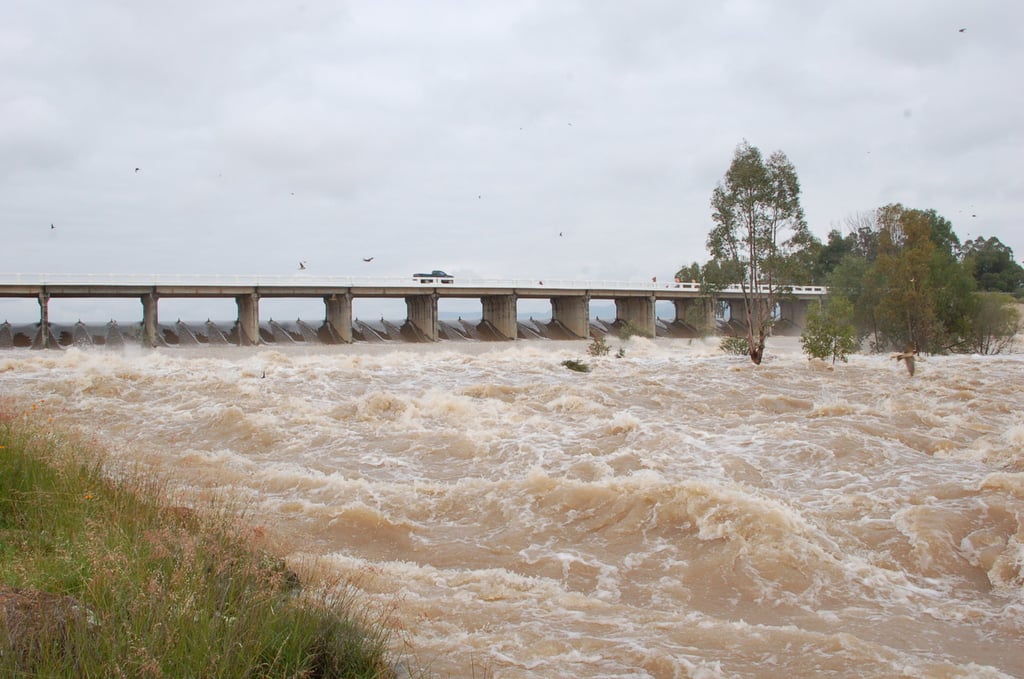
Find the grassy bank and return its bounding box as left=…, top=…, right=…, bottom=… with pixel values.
left=0, top=404, right=396, bottom=678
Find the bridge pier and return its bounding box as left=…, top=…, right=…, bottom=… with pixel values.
left=31, top=292, right=50, bottom=349
left=235, top=293, right=260, bottom=346
left=724, top=299, right=745, bottom=326
left=323, top=293, right=353, bottom=343
left=141, top=292, right=159, bottom=348
left=480, top=294, right=517, bottom=340
left=551, top=295, right=590, bottom=339
left=614, top=296, right=656, bottom=337
left=405, top=295, right=438, bottom=341
left=672, top=298, right=716, bottom=333
left=777, top=298, right=809, bottom=331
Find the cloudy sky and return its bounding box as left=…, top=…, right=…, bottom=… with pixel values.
left=2, top=1, right=1022, bottom=319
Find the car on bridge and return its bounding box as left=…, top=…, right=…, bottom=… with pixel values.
left=412, top=270, right=454, bottom=284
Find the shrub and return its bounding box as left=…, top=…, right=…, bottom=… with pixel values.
left=618, top=320, right=651, bottom=341
left=966, top=292, right=1021, bottom=355
left=719, top=336, right=749, bottom=355
left=561, top=359, right=591, bottom=373
left=800, top=298, right=858, bottom=364
left=587, top=335, right=610, bottom=356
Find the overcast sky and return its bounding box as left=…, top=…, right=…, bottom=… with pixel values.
left=3, top=1, right=1022, bottom=320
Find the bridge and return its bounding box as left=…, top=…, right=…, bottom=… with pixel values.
left=0, top=274, right=826, bottom=348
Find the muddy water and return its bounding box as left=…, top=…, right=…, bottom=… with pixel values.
left=2, top=337, right=1022, bottom=678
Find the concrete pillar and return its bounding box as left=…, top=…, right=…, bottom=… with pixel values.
left=235, top=293, right=260, bottom=346
left=551, top=295, right=590, bottom=339
left=777, top=298, right=809, bottom=329
left=673, top=298, right=716, bottom=332
left=480, top=294, right=518, bottom=340
left=725, top=300, right=741, bottom=324
left=324, top=293, right=353, bottom=343
left=32, top=292, right=50, bottom=350
left=141, top=292, right=159, bottom=348
left=405, top=295, right=438, bottom=341
left=614, top=296, right=656, bottom=337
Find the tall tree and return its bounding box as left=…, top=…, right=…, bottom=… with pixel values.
left=707, top=140, right=811, bottom=364
left=870, top=204, right=939, bottom=351
left=863, top=204, right=977, bottom=352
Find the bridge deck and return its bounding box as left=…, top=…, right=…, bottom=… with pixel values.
left=0, top=274, right=826, bottom=300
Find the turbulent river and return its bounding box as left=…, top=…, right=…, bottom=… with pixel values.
left=2, top=336, right=1022, bottom=678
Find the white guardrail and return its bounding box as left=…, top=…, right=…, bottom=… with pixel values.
left=0, top=273, right=827, bottom=295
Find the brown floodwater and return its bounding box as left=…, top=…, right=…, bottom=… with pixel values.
left=2, top=337, right=1022, bottom=678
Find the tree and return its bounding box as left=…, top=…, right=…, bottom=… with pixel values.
left=966, top=292, right=1021, bottom=354
left=810, top=229, right=855, bottom=283
left=800, top=297, right=858, bottom=364
left=869, top=204, right=938, bottom=351
left=675, top=259, right=743, bottom=293
left=843, top=204, right=977, bottom=353
left=707, top=140, right=811, bottom=364
left=961, top=236, right=1024, bottom=295
left=826, top=252, right=875, bottom=344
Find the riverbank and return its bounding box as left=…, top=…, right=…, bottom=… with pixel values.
left=0, top=404, right=397, bottom=678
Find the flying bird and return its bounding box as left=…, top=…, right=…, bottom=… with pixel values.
left=134, top=167, right=140, bottom=173
left=298, top=261, right=307, bottom=270
left=50, top=223, right=55, bottom=229
left=893, top=346, right=917, bottom=376
left=362, top=257, right=374, bottom=262
left=958, top=27, right=966, bottom=32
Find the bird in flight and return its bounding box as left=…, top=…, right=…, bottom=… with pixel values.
left=50, top=223, right=55, bottom=229
left=298, top=261, right=307, bottom=270
left=893, top=346, right=917, bottom=376
left=362, top=257, right=374, bottom=262
left=134, top=167, right=141, bottom=173
left=958, top=27, right=966, bottom=33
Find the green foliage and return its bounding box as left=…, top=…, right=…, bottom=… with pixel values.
left=618, top=320, right=651, bottom=341
left=0, top=417, right=394, bottom=678
left=966, top=292, right=1021, bottom=354
left=800, top=298, right=859, bottom=364
left=824, top=203, right=983, bottom=354
left=961, top=236, right=1024, bottom=295
left=587, top=335, right=610, bottom=356
left=719, top=336, right=750, bottom=355
left=675, top=259, right=744, bottom=293
left=707, top=140, right=811, bottom=364
left=561, top=359, right=591, bottom=373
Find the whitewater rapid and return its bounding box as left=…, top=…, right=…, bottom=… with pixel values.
left=2, top=337, right=1022, bottom=677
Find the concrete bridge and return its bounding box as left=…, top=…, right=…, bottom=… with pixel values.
left=0, top=274, right=826, bottom=348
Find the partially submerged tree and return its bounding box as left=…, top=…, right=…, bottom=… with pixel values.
left=967, top=292, right=1021, bottom=354
left=857, top=204, right=977, bottom=352
left=800, top=297, right=858, bottom=364
left=707, top=140, right=812, bottom=364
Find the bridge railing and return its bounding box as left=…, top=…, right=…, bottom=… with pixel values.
left=0, top=273, right=826, bottom=295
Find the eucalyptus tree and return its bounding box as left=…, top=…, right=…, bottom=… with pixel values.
left=707, top=140, right=812, bottom=364
left=961, top=236, right=1024, bottom=294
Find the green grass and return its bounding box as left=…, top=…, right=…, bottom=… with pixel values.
left=0, top=403, right=396, bottom=678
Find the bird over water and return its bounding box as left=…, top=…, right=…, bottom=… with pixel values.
left=893, top=346, right=917, bottom=376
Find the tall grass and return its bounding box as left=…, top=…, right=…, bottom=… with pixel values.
left=0, top=403, right=396, bottom=678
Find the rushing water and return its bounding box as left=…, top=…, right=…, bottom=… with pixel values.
left=2, top=337, right=1022, bottom=678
